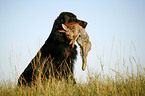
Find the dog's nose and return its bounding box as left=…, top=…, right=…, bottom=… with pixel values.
left=78, top=20, right=88, bottom=28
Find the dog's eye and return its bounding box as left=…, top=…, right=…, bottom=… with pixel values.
left=70, top=17, right=77, bottom=22
left=71, top=17, right=75, bottom=20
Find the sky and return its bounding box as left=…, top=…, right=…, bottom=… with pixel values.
left=0, top=0, right=145, bottom=83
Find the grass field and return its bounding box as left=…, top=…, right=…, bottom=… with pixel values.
left=0, top=62, right=144, bottom=96
left=0, top=42, right=145, bottom=96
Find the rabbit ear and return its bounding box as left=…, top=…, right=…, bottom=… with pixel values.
left=62, top=24, right=68, bottom=31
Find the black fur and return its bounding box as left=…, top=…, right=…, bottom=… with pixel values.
left=18, top=12, right=87, bottom=85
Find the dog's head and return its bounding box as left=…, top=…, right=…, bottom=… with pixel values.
left=49, top=12, right=87, bottom=43
left=55, top=12, right=87, bottom=29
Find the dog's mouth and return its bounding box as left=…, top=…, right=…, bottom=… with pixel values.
left=64, top=20, right=87, bottom=30
left=78, top=20, right=88, bottom=28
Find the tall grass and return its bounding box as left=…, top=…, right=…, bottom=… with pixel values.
left=1, top=59, right=145, bottom=95
left=0, top=42, right=145, bottom=96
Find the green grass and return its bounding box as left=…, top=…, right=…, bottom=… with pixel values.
left=0, top=64, right=144, bottom=96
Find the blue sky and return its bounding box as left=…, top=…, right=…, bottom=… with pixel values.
left=0, top=0, right=145, bottom=83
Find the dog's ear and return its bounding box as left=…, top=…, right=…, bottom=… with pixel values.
left=64, top=15, right=70, bottom=22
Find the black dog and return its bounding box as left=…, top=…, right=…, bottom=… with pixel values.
left=18, top=12, right=87, bottom=85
